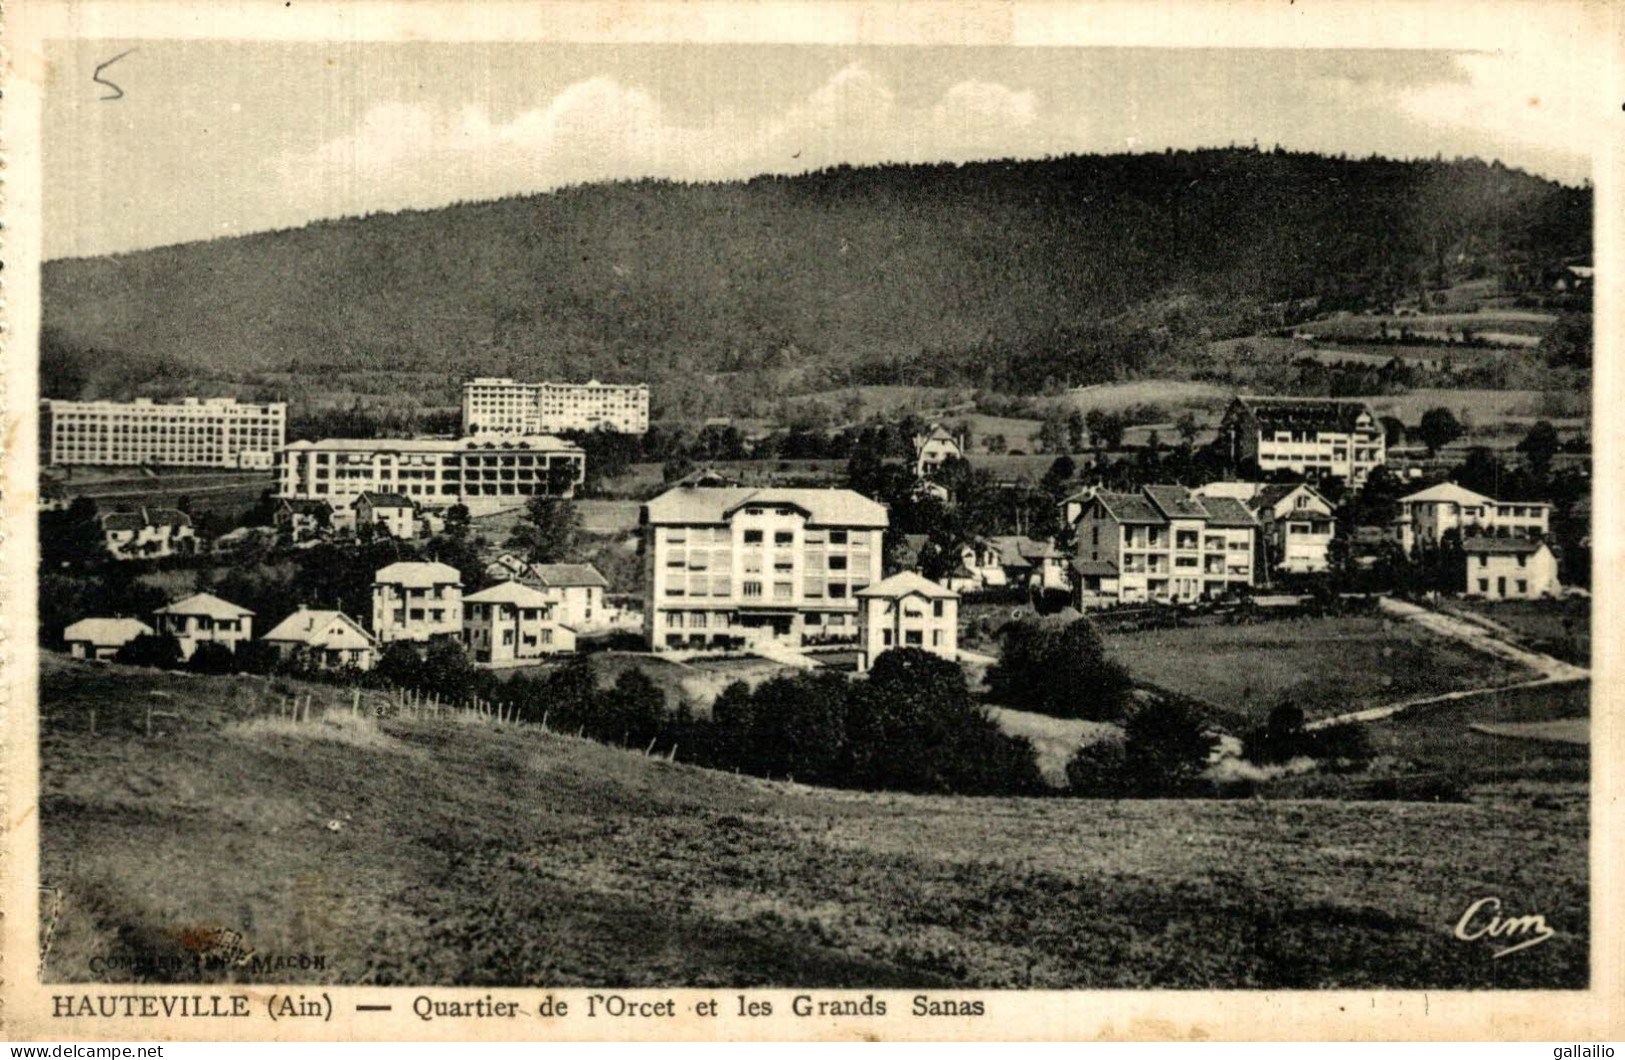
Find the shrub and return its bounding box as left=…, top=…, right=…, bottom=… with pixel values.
left=114, top=632, right=184, bottom=670
left=187, top=641, right=237, bottom=675
left=1064, top=739, right=1130, bottom=797
left=987, top=617, right=1133, bottom=720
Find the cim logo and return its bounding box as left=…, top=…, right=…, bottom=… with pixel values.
left=1453, top=896, right=1556, bottom=958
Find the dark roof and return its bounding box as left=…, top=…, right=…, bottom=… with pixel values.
left=1071, top=558, right=1120, bottom=578
left=531, top=563, right=610, bottom=588
left=1463, top=536, right=1546, bottom=555
left=99, top=507, right=191, bottom=532
left=1198, top=496, right=1259, bottom=528
left=1144, top=485, right=1209, bottom=520
left=1231, top=395, right=1377, bottom=434
left=1092, top=491, right=1166, bottom=524
left=357, top=491, right=414, bottom=509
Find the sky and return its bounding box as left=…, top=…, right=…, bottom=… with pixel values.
left=42, top=41, right=1603, bottom=260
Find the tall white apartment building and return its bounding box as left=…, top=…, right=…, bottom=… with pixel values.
left=276, top=435, right=585, bottom=516
left=641, top=486, right=888, bottom=651
left=1221, top=395, right=1385, bottom=485
left=462, top=378, right=650, bottom=436
left=371, top=562, right=464, bottom=644
left=40, top=397, right=286, bottom=469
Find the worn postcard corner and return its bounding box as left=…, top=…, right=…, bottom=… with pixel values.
left=1, top=0, right=1622, bottom=1043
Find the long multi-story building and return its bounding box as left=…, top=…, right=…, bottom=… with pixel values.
left=1221, top=395, right=1385, bottom=485
left=641, top=486, right=888, bottom=651
left=276, top=435, right=584, bottom=516
left=40, top=397, right=286, bottom=469
left=1390, top=482, right=1551, bottom=553
left=1071, top=484, right=1258, bottom=605
left=462, top=377, right=650, bottom=436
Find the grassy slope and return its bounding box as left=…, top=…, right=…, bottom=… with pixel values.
left=1102, top=616, right=1529, bottom=722
left=40, top=656, right=1586, bottom=989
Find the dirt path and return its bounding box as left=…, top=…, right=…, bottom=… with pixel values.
left=1306, top=597, right=1588, bottom=730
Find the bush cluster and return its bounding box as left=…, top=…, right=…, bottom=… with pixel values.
left=987, top=617, right=1133, bottom=720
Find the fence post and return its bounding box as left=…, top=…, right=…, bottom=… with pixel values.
left=88, top=708, right=96, bottom=736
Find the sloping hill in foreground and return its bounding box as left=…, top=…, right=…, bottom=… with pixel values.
left=39, top=656, right=1586, bottom=989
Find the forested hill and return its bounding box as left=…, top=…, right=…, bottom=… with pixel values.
left=41, top=147, right=1590, bottom=413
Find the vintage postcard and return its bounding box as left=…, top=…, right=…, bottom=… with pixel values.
left=1, top=0, right=1621, bottom=1043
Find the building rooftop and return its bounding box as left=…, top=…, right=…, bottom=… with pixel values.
left=261, top=608, right=374, bottom=648
left=1462, top=536, right=1548, bottom=555
left=1071, top=558, right=1121, bottom=578
left=63, top=617, right=153, bottom=645
left=1230, top=395, right=1377, bottom=434
left=464, top=581, right=555, bottom=607
left=283, top=435, right=581, bottom=453
left=643, top=486, right=888, bottom=528
left=854, top=571, right=958, bottom=600
left=99, top=507, right=193, bottom=533
left=155, top=592, right=254, bottom=618
left=1398, top=482, right=1497, bottom=506
left=374, top=561, right=463, bottom=587
left=530, top=563, right=610, bottom=589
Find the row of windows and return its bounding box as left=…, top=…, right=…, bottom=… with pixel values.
left=663, top=610, right=853, bottom=629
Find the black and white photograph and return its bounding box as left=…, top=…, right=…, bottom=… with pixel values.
left=4, top=0, right=1620, bottom=1043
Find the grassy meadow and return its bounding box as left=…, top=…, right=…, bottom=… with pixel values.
left=1101, top=615, right=1530, bottom=722
left=39, top=655, right=1586, bottom=989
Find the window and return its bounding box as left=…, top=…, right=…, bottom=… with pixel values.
left=883, top=629, right=894, bottom=646
left=932, top=601, right=944, bottom=618
left=1516, top=580, right=1528, bottom=594
left=1517, top=555, right=1528, bottom=568
left=742, top=581, right=763, bottom=598
left=1091, top=527, right=1099, bottom=546
left=745, top=506, right=765, bottom=516
left=932, top=630, right=943, bottom=647
left=828, top=555, right=848, bottom=571
left=691, top=612, right=708, bottom=630
left=773, top=582, right=793, bottom=601
left=1479, top=555, right=1488, bottom=567
left=774, top=557, right=794, bottom=572
left=828, top=614, right=846, bottom=627
left=774, top=531, right=794, bottom=545
left=743, top=530, right=763, bottom=545
left=829, top=584, right=848, bottom=599
left=829, top=530, right=848, bottom=545
left=1478, top=579, right=1490, bottom=592
left=666, top=611, right=683, bottom=628
left=905, top=630, right=923, bottom=646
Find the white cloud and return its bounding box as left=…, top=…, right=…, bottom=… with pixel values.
left=1399, top=52, right=1603, bottom=170
left=277, top=63, right=1051, bottom=221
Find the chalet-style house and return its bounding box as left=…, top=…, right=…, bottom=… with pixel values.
left=99, top=507, right=195, bottom=561
left=912, top=424, right=964, bottom=478
left=482, top=554, right=610, bottom=630
left=1197, top=481, right=1337, bottom=576
left=261, top=608, right=377, bottom=671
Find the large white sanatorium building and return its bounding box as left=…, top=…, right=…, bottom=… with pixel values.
left=1221, top=395, right=1385, bottom=485
left=40, top=397, right=286, bottom=469
left=276, top=435, right=585, bottom=515
left=641, top=486, right=889, bottom=651
left=462, top=378, right=650, bottom=435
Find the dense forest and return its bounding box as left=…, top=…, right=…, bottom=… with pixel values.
left=42, top=147, right=1590, bottom=417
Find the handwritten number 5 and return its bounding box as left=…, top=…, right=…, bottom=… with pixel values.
left=94, top=49, right=134, bottom=101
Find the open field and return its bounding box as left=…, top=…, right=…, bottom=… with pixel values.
left=1056, top=380, right=1231, bottom=415
left=787, top=385, right=973, bottom=421
left=1297, top=311, right=1554, bottom=342
left=1365, top=681, right=1590, bottom=790
left=1101, top=615, right=1531, bottom=723
left=1445, top=598, right=1591, bottom=667
left=38, top=655, right=1587, bottom=988
left=1360, top=388, right=1586, bottom=426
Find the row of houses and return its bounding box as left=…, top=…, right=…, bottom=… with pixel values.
left=63, top=556, right=611, bottom=671
left=910, top=396, right=1390, bottom=487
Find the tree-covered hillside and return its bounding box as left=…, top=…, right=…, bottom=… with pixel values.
left=41, top=147, right=1590, bottom=417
